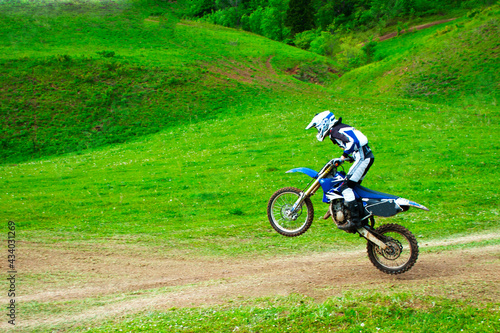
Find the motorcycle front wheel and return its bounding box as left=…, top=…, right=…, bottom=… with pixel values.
left=267, top=187, right=314, bottom=237
left=367, top=223, right=419, bottom=275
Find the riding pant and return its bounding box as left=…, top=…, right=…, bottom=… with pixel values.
left=340, top=145, right=374, bottom=202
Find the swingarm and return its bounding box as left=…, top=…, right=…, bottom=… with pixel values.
left=357, top=227, right=388, bottom=250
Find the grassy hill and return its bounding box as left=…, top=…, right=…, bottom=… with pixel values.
left=0, top=0, right=498, bottom=280
left=0, top=0, right=335, bottom=164
left=1, top=2, right=498, bottom=164
left=1, top=0, right=498, bottom=255
left=0, top=1, right=499, bottom=332
left=333, top=5, right=500, bottom=106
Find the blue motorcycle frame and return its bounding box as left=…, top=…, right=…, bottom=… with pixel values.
left=267, top=159, right=428, bottom=275
left=286, top=166, right=428, bottom=217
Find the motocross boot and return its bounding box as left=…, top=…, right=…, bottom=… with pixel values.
left=337, top=201, right=362, bottom=231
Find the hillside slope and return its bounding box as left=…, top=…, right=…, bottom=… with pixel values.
left=0, top=1, right=335, bottom=164
left=2, top=89, right=498, bottom=253
left=333, top=6, right=500, bottom=106
left=1, top=3, right=499, bottom=331
left=0, top=1, right=498, bottom=253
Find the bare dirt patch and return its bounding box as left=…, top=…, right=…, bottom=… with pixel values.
left=5, top=234, right=499, bottom=330
left=265, top=56, right=276, bottom=75
left=377, top=18, right=457, bottom=42
left=205, top=56, right=288, bottom=88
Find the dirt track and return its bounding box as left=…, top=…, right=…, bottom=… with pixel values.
left=377, top=18, right=457, bottom=42
left=5, top=233, right=499, bottom=330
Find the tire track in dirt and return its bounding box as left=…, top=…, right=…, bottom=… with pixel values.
left=6, top=234, right=500, bottom=330
left=16, top=245, right=500, bottom=330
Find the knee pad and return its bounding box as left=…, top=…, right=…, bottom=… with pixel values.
left=339, top=179, right=357, bottom=193
left=341, top=188, right=356, bottom=202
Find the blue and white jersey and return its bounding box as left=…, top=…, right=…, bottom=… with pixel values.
left=328, top=119, right=368, bottom=157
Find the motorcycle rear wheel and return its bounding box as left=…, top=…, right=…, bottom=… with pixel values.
left=367, top=223, right=419, bottom=275
left=267, top=187, right=314, bottom=237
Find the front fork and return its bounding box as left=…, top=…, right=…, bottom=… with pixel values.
left=290, top=165, right=332, bottom=216
left=290, top=181, right=321, bottom=211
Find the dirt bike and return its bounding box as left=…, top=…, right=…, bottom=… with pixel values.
left=267, top=158, right=429, bottom=275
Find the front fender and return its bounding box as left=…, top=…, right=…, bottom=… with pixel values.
left=286, top=167, right=318, bottom=179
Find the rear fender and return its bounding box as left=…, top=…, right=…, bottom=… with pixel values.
left=396, top=198, right=429, bottom=211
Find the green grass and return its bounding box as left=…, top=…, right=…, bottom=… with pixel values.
left=27, top=288, right=499, bottom=332
left=1, top=94, right=498, bottom=259
left=0, top=0, right=335, bottom=164
left=2, top=2, right=498, bottom=164
left=97, top=296, right=497, bottom=332
left=100, top=295, right=499, bottom=333
left=0, top=0, right=497, bottom=280
left=1, top=1, right=499, bottom=332
left=334, top=5, right=500, bottom=107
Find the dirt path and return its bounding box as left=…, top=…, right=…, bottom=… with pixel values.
left=5, top=233, right=500, bottom=330
left=377, top=18, right=457, bottom=42
left=266, top=55, right=276, bottom=75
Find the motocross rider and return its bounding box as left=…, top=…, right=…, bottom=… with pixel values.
left=306, top=111, right=374, bottom=231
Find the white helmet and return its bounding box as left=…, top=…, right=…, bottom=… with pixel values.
left=305, top=111, right=338, bottom=142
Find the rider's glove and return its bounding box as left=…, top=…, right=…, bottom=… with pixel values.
left=330, top=158, right=343, bottom=166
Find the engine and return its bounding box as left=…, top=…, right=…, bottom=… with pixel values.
left=329, top=200, right=351, bottom=227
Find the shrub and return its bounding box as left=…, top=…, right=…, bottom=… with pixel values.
left=309, top=31, right=339, bottom=56
left=248, top=6, right=264, bottom=35
left=261, top=7, right=286, bottom=41
left=96, top=50, right=115, bottom=58
left=285, top=0, right=315, bottom=35
left=361, top=39, right=377, bottom=63
left=293, top=30, right=318, bottom=49
left=188, top=0, right=216, bottom=18
left=356, top=8, right=375, bottom=28
left=292, top=61, right=336, bottom=85
left=240, top=13, right=250, bottom=31
left=336, top=36, right=364, bottom=69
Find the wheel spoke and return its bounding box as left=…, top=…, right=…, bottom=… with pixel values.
left=267, top=187, right=314, bottom=237
left=367, top=224, right=419, bottom=274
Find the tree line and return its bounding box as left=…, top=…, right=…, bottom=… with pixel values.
left=184, top=0, right=485, bottom=45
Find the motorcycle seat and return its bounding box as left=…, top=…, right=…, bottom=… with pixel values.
left=354, top=185, right=399, bottom=200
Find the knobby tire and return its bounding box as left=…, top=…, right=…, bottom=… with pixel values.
left=267, top=187, right=314, bottom=237
left=366, top=223, right=419, bottom=275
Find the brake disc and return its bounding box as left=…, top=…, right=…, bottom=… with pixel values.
left=378, top=239, right=403, bottom=260
left=281, top=204, right=301, bottom=221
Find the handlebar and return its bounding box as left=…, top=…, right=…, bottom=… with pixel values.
left=330, top=155, right=354, bottom=167
left=319, top=156, right=354, bottom=176
left=329, top=158, right=343, bottom=168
